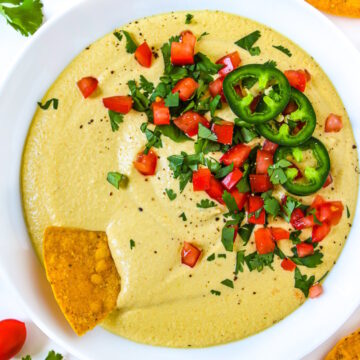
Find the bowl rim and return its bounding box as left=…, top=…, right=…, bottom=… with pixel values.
left=0, top=0, right=360, bottom=359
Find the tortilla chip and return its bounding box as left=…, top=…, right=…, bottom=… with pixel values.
left=306, top=0, right=360, bottom=18
left=326, top=329, right=360, bottom=360
left=43, top=227, right=120, bottom=335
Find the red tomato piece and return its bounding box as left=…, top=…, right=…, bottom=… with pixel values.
left=172, top=77, right=199, bottom=101
left=296, top=243, right=314, bottom=257
left=311, top=195, right=326, bottom=209
left=230, top=188, right=248, bottom=211
left=312, top=221, right=331, bottom=243
left=325, top=113, right=343, bottom=133
left=323, top=173, right=333, bottom=188
left=77, top=76, right=98, bottom=98
left=205, top=175, right=225, bottom=204
left=180, top=30, right=197, bottom=49
left=262, top=140, right=279, bottom=154
left=290, top=208, right=305, bottom=229
left=284, top=70, right=307, bottom=92
left=270, top=227, right=290, bottom=241
left=256, top=149, right=273, bottom=174
left=152, top=100, right=170, bottom=125
left=216, top=51, right=241, bottom=77
left=133, top=149, right=157, bottom=176
left=292, top=215, right=316, bottom=230
left=174, top=111, right=210, bottom=137
left=220, top=144, right=251, bottom=168
left=103, top=96, right=133, bottom=114
left=181, top=242, right=201, bottom=267
left=0, top=319, right=26, bottom=360
left=209, top=77, right=226, bottom=101
left=221, top=168, right=243, bottom=190
left=309, top=283, right=323, bottom=299
left=192, top=168, right=211, bottom=191
left=171, top=42, right=194, bottom=65
left=134, top=41, right=152, bottom=68
left=248, top=196, right=266, bottom=225
left=281, top=258, right=296, bottom=272
left=211, top=120, right=234, bottom=145
left=318, top=201, right=344, bottom=226
left=249, top=174, right=272, bottom=193
left=254, top=227, right=275, bottom=254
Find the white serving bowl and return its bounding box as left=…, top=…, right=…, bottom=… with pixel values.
left=0, top=0, right=359, bottom=359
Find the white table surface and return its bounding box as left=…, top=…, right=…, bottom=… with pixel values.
left=0, top=1, right=360, bottom=359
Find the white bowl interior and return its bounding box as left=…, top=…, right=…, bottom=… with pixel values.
left=0, top=0, right=360, bottom=359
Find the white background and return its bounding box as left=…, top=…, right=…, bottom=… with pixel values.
left=0, top=1, right=359, bottom=359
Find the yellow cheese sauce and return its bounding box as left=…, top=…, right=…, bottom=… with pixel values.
left=21, top=11, right=358, bottom=347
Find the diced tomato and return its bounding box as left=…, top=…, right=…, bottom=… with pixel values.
left=221, top=168, right=243, bottom=190
left=318, top=202, right=344, bottom=226
left=211, top=120, right=234, bottom=145
left=284, top=70, right=307, bottom=92
left=220, top=144, right=251, bottom=168
left=174, top=111, right=210, bottom=137
left=248, top=196, right=266, bottom=225
left=256, top=150, right=273, bottom=174
left=282, top=100, right=298, bottom=115
left=296, top=243, right=314, bottom=258
left=192, top=168, right=211, bottom=191
left=254, top=227, right=275, bottom=254
left=230, top=188, right=248, bottom=211
left=290, top=208, right=305, bottom=229
left=133, top=149, right=157, bottom=176
left=262, top=140, right=279, bottom=154
left=249, top=174, right=272, bottom=193
left=209, top=77, right=226, bottom=101
left=172, top=77, right=199, bottom=101
left=181, top=242, right=201, bottom=267
left=152, top=100, right=170, bottom=125
left=180, top=30, right=196, bottom=49
left=228, top=224, right=239, bottom=242
left=77, top=76, right=98, bottom=98
left=325, top=113, right=343, bottom=133
left=103, top=96, right=133, bottom=114
left=0, top=319, right=26, bottom=360
left=281, top=258, right=296, bottom=271
left=216, top=51, right=241, bottom=77
left=205, top=175, right=225, bottom=204
left=312, top=221, right=331, bottom=243
left=171, top=42, right=194, bottom=65
left=323, top=173, right=333, bottom=188
left=270, top=227, right=290, bottom=241
left=134, top=41, right=152, bottom=68
left=292, top=215, right=316, bottom=230
left=309, top=283, right=323, bottom=299
left=311, top=195, right=326, bottom=209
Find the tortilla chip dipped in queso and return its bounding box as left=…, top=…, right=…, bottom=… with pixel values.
left=22, top=11, right=358, bottom=346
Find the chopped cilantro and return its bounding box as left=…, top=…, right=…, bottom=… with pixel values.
left=210, top=289, right=221, bottom=296
left=108, top=110, right=124, bottom=132
left=248, top=207, right=263, bottom=220
left=290, top=230, right=302, bottom=244
left=194, top=52, right=223, bottom=74
left=215, top=163, right=234, bottom=179
left=238, top=223, right=255, bottom=245
left=207, top=253, right=215, bottom=261
left=161, top=35, right=180, bottom=74
left=272, top=45, right=292, bottom=57
left=308, top=208, right=322, bottom=225
left=210, top=95, right=222, bottom=117
left=179, top=212, right=187, bottom=221
left=107, top=172, right=128, bottom=189
left=156, top=124, right=191, bottom=143
left=222, top=191, right=239, bottom=213
left=198, top=31, right=209, bottom=41
left=196, top=199, right=216, bottom=208
left=140, top=122, right=162, bottom=153
left=291, top=248, right=323, bottom=268
left=261, top=191, right=280, bottom=217
left=267, top=159, right=292, bottom=185
left=235, top=30, right=261, bottom=56
left=165, top=188, right=177, bottom=200
left=235, top=250, right=245, bottom=274
left=130, top=239, right=135, bottom=250
left=218, top=253, right=227, bottom=259
left=37, top=98, right=58, bottom=110
left=245, top=251, right=274, bottom=272
left=221, top=279, right=234, bottom=288
left=221, top=226, right=235, bottom=252
left=127, top=80, right=150, bottom=111
left=282, top=196, right=302, bottom=222
left=198, top=123, right=217, bottom=141
left=45, top=351, right=63, bottom=360
left=139, top=75, right=154, bottom=96
left=164, top=91, right=180, bottom=107
left=122, top=30, right=137, bottom=53
left=346, top=205, right=350, bottom=218
left=185, top=13, right=193, bottom=24
left=294, top=267, right=315, bottom=298
left=113, top=31, right=123, bottom=41
left=264, top=60, right=277, bottom=67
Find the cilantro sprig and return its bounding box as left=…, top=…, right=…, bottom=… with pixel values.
left=235, top=30, right=261, bottom=56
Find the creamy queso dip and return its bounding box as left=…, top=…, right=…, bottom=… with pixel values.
left=21, top=11, right=358, bottom=347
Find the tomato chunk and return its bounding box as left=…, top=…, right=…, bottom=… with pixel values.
left=262, top=140, right=279, bottom=154
left=318, top=201, right=344, bottom=226
left=209, top=77, right=226, bottom=101
left=77, top=76, right=98, bottom=98
left=325, top=113, right=343, bottom=133
left=284, top=70, right=307, bottom=92
left=296, top=243, right=314, bottom=257
left=171, top=42, right=194, bottom=65
left=152, top=100, right=170, bottom=125
left=134, top=41, right=152, bottom=68
left=309, top=283, right=323, bottom=299
left=221, top=168, right=243, bottom=190
left=205, top=175, right=225, bottom=204
left=230, top=188, right=248, bottom=211
left=133, top=149, right=157, bottom=176
left=323, top=173, right=333, bottom=188
left=193, top=168, right=211, bottom=191
left=249, top=174, right=272, bottom=193
left=256, top=150, right=273, bottom=174
left=0, top=319, right=26, bottom=360
left=181, top=242, right=201, bottom=267
left=172, top=77, right=199, bottom=101
left=270, top=227, right=290, bottom=241
left=211, top=120, right=234, bottom=145
left=281, top=258, right=296, bottom=272
left=292, top=215, right=315, bottom=230
left=290, top=208, right=305, bottom=229
left=103, top=96, right=133, bottom=114
left=180, top=30, right=197, bottom=49
left=311, top=195, right=326, bottom=209
left=312, top=221, right=331, bottom=243
left=174, top=111, right=210, bottom=137
left=248, top=196, right=266, bottom=225
left=216, top=51, right=241, bottom=77
left=220, top=144, right=251, bottom=168
left=254, top=227, right=275, bottom=254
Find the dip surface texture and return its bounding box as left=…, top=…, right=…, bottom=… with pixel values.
left=21, top=11, right=358, bottom=347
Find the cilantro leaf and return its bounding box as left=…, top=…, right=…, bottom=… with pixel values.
left=140, top=122, right=162, bottom=153
left=218, top=253, right=226, bottom=259
left=210, top=289, right=221, bottom=296
left=21, top=356, right=32, bottom=360
left=294, top=267, right=315, bottom=298
left=165, top=188, right=177, bottom=200
left=291, top=248, right=323, bottom=268
left=156, top=123, right=190, bottom=143
left=235, top=30, right=261, bottom=56
left=215, top=163, right=234, bottom=179
left=290, top=230, right=302, bottom=244
left=198, top=123, right=217, bottom=141
left=194, top=52, right=223, bottom=74
left=196, top=199, right=216, bottom=208
left=108, top=110, right=124, bottom=132
left=221, top=226, right=235, bottom=251
left=122, top=30, right=137, bottom=53
left=179, top=212, right=187, bottom=221
left=235, top=250, right=245, bottom=274
left=107, top=172, right=128, bottom=189
left=245, top=251, right=274, bottom=272
left=207, top=253, right=215, bottom=261
left=238, top=223, right=254, bottom=245
left=210, top=95, right=222, bottom=117
left=282, top=196, right=302, bottom=222
left=198, top=31, right=209, bottom=41
left=264, top=60, right=277, bottom=68
left=185, top=13, right=193, bottom=24
left=346, top=205, right=350, bottom=218
left=45, top=350, right=63, bottom=360
left=37, top=98, right=58, bottom=110
left=261, top=191, right=280, bottom=217
left=139, top=75, right=154, bottom=96
left=267, top=159, right=292, bottom=185
left=113, top=31, right=123, bottom=41
left=272, top=45, right=292, bottom=57
left=130, top=239, right=135, bottom=250
left=221, top=278, right=234, bottom=288
left=164, top=91, right=179, bottom=107
left=127, top=80, right=149, bottom=111
left=222, top=190, right=239, bottom=213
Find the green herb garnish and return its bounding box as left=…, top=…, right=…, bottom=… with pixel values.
left=37, top=98, right=58, bottom=110
left=238, top=224, right=254, bottom=245
left=272, top=45, right=292, bottom=57
left=210, top=289, right=221, bottom=296
left=221, top=226, right=235, bottom=252
left=107, top=172, right=128, bottom=189
left=198, top=123, right=217, bottom=141
left=130, top=239, right=135, bottom=250
left=268, top=159, right=292, bottom=185
left=109, top=110, right=124, bottom=132
left=185, top=13, right=193, bottom=24
left=196, top=199, right=217, bottom=208
left=113, top=31, right=123, bottom=41
left=221, top=279, right=234, bottom=288
left=235, top=250, right=245, bottom=274
left=207, top=253, right=215, bottom=261
left=122, top=30, right=137, bottom=53
left=235, top=30, right=261, bottom=56
left=164, top=91, right=180, bottom=107
left=179, top=212, right=187, bottom=221
left=294, top=267, right=315, bottom=298
left=165, top=188, right=177, bottom=200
